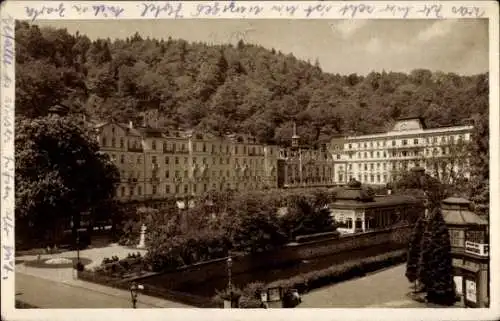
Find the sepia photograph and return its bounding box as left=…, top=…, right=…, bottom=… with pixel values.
left=4, top=10, right=495, bottom=317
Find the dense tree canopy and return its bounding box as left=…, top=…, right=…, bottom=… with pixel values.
left=15, top=115, right=119, bottom=247
left=16, top=22, right=488, bottom=146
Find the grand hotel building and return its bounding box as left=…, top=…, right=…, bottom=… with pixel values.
left=93, top=117, right=473, bottom=203
left=94, top=121, right=334, bottom=203
left=330, top=117, right=474, bottom=186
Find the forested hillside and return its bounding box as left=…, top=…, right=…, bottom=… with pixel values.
left=16, top=21, right=488, bottom=146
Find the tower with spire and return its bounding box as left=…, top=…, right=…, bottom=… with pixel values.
left=292, top=122, right=300, bottom=150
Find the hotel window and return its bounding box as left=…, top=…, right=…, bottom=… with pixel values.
left=467, top=230, right=485, bottom=244
left=193, top=157, right=197, bottom=165
left=370, top=142, right=373, bottom=147
left=175, top=185, right=180, bottom=194
left=337, top=154, right=341, bottom=160
left=120, top=138, right=124, bottom=148
left=111, top=127, right=115, bottom=135
left=338, top=174, right=343, bottom=182
left=165, top=184, right=170, bottom=194
left=348, top=144, right=352, bottom=149
left=130, top=188, right=134, bottom=196
left=370, top=151, right=374, bottom=158
left=193, top=143, right=197, bottom=152
left=220, top=170, right=223, bottom=177
left=383, top=163, right=386, bottom=170
left=165, top=156, right=169, bottom=165
left=184, top=170, right=188, bottom=178
left=402, top=151, right=407, bottom=157
left=137, top=156, right=142, bottom=164
left=138, top=186, right=142, bottom=195
left=184, top=157, right=188, bottom=164
left=165, top=170, right=170, bottom=178
left=212, top=145, right=216, bottom=153
left=449, top=229, right=465, bottom=247
left=370, top=175, right=374, bottom=183
left=414, top=138, right=419, bottom=145
left=175, top=170, right=180, bottom=178
left=392, top=140, right=396, bottom=146
left=364, top=143, right=367, bottom=148
left=348, top=164, right=352, bottom=170
left=203, top=157, right=207, bottom=165
left=193, top=184, right=197, bottom=193
left=377, top=163, right=380, bottom=169
left=163, top=142, right=167, bottom=151
left=402, top=139, right=408, bottom=146
left=182, top=144, right=186, bottom=151
left=111, top=138, right=116, bottom=147
left=370, top=163, right=374, bottom=170
left=152, top=156, right=157, bottom=164
left=376, top=151, right=380, bottom=158
left=152, top=185, right=157, bottom=194
left=203, top=184, right=207, bottom=192
left=184, top=185, right=188, bottom=193
left=152, top=140, right=156, bottom=150
left=364, top=152, right=367, bottom=158
left=364, top=174, right=368, bottom=181
left=383, top=174, right=387, bottom=182
left=175, top=157, right=179, bottom=164
left=377, top=174, right=380, bottom=183
left=203, top=143, right=207, bottom=152
left=120, top=186, right=125, bottom=197
left=172, top=143, right=176, bottom=152
left=364, top=164, right=368, bottom=170
left=120, top=155, right=125, bottom=164
left=358, top=164, right=361, bottom=170
left=102, top=137, right=107, bottom=146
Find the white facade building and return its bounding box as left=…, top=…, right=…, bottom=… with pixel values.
left=330, top=117, right=473, bottom=186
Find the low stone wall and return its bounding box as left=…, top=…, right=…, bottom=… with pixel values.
left=137, top=225, right=412, bottom=290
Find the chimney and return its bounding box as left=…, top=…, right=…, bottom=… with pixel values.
left=129, top=121, right=133, bottom=129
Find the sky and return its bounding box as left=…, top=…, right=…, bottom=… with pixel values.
left=34, top=19, right=489, bottom=76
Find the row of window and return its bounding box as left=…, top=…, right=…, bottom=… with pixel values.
left=117, top=181, right=266, bottom=197
left=346, top=134, right=466, bottom=150
left=126, top=168, right=267, bottom=180
left=111, top=154, right=267, bottom=167
left=101, top=135, right=274, bottom=156
left=338, top=173, right=389, bottom=184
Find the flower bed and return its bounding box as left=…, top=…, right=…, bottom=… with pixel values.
left=267, top=249, right=407, bottom=294
left=24, top=257, right=92, bottom=269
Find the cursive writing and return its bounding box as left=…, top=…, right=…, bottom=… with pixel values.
left=139, top=2, right=183, bottom=18
left=2, top=18, right=14, bottom=68
left=73, top=4, right=125, bottom=18
left=270, top=4, right=299, bottom=17
left=338, top=3, right=376, bottom=18
left=378, top=4, right=413, bottom=18
left=192, top=1, right=264, bottom=17
left=25, top=2, right=66, bottom=21
left=2, top=245, right=14, bottom=280
left=304, top=3, right=333, bottom=18
left=451, top=5, right=485, bottom=18
left=416, top=4, right=443, bottom=18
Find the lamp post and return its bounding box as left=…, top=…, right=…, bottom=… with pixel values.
left=130, top=282, right=144, bottom=308
left=227, top=255, right=233, bottom=308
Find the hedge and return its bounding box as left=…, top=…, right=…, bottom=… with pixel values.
left=78, top=269, right=216, bottom=308
left=267, top=249, right=407, bottom=293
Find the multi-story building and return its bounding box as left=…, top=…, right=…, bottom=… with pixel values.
left=277, top=124, right=335, bottom=188
left=94, top=121, right=336, bottom=203
left=330, top=117, right=473, bottom=186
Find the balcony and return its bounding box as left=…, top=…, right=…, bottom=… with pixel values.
left=465, top=241, right=489, bottom=257
left=127, top=146, right=143, bottom=153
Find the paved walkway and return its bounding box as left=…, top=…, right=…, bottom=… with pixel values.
left=15, top=273, right=192, bottom=308
left=15, top=244, right=193, bottom=309
left=298, top=264, right=423, bottom=308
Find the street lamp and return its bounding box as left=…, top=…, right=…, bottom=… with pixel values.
left=227, top=255, right=233, bottom=308
left=130, top=282, right=144, bottom=308
left=71, top=216, right=82, bottom=271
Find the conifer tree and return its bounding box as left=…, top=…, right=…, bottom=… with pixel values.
left=422, top=208, right=456, bottom=305
left=405, top=215, right=426, bottom=287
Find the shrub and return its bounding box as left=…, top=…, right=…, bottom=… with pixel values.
left=267, top=250, right=407, bottom=293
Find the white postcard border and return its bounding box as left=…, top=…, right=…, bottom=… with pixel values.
left=1, top=1, right=499, bottom=321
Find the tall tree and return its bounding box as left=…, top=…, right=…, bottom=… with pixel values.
left=468, top=114, right=489, bottom=216
left=420, top=209, right=456, bottom=305
left=405, top=216, right=426, bottom=287
left=15, top=115, right=119, bottom=247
